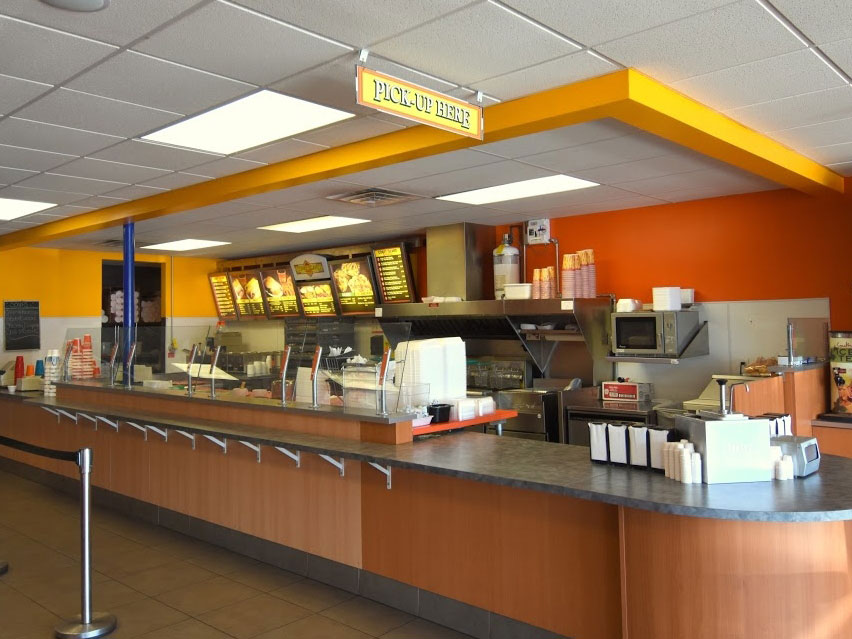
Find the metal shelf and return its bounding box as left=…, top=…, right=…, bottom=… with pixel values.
left=518, top=330, right=584, bottom=342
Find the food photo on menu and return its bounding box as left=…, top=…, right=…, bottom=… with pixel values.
left=263, top=270, right=295, bottom=299
left=332, top=260, right=376, bottom=300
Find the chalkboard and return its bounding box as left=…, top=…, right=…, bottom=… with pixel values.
left=4, top=301, right=40, bottom=351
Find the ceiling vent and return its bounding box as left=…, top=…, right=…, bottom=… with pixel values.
left=327, top=188, right=420, bottom=206
left=96, top=239, right=128, bottom=249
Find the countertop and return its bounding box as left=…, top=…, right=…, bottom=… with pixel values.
left=12, top=392, right=852, bottom=523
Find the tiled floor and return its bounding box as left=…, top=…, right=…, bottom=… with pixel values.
left=0, top=470, right=474, bottom=639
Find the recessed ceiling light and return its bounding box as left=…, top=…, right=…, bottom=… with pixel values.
left=0, top=197, right=56, bottom=220
left=142, top=90, right=354, bottom=155
left=436, top=174, right=599, bottom=205
left=141, top=239, right=230, bottom=251
left=259, top=216, right=370, bottom=233
left=40, top=0, right=109, bottom=11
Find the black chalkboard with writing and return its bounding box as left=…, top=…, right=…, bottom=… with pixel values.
left=4, top=301, right=40, bottom=351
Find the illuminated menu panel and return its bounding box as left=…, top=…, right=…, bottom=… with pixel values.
left=297, top=281, right=337, bottom=317
left=372, top=244, right=415, bottom=304
left=229, top=273, right=265, bottom=319
left=259, top=269, right=300, bottom=318
left=209, top=273, right=237, bottom=320
left=329, top=257, right=377, bottom=315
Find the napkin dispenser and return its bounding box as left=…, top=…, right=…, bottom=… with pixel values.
left=676, top=414, right=771, bottom=483
left=770, top=436, right=820, bottom=477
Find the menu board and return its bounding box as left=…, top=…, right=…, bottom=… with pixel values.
left=259, top=269, right=300, bottom=318
left=297, top=281, right=337, bottom=317
left=3, top=301, right=40, bottom=351
left=372, top=244, right=415, bottom=304
left=229, top=273, right=265, bottom=319
left=208, top=273, right=237, bottom=320
left=329, top=257, right=378, bottom=315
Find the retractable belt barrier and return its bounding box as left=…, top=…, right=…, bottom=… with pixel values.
left=0, top=436, right=117, bottom=639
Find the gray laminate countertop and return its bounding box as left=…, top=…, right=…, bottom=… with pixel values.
left=11, top=393, right=852, bottom=523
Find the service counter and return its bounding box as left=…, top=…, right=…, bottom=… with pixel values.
left=1, top=385, right=851, bottom=639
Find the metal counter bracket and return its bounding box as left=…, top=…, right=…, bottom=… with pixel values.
left=274, top=446, right=300, bottom=467
left=368, top=462, right=392, bottom=489
left=96, top=416, right=118, bottom=431
left=175, top=430, right=196, bottom=449
left=319, top=454, right=344, bottom=476
left=57, top=409, right=78, bottom=423
left=240, top=441, right=261, bottom=463
left=125, top=421, right=147, bottom=441
left=41, top=406, right=60, bottom=422
left=77, top=413, right=96, bottom=426
left=146, top=425, right=167, bottom=441
left=203, top=434, right=227, bottom=453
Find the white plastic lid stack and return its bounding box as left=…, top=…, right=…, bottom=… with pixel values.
left=652, top=286, right=682, bottom=311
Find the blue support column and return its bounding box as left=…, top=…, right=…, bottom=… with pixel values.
left=122, top=222, right=135, bottom=383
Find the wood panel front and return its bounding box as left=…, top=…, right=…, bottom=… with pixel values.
left=813, top=426, right=852, bottom=458
left=361, top=467, right=622, bottom=639
left=733, top=375, right=785, bottom=416
left=621, top=507, right=852, bottom=639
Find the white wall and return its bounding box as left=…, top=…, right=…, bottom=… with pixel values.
left=0, top=316, right=101, bottom=372
left=612, top=298, right=830, bottom=404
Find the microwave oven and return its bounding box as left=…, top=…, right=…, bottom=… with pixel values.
left=611, top=310, right=701, bottom=357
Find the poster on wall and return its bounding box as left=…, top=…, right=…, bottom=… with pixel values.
left=329, top=257, right=378, bottom=315
left=208, top=273, right=238, bottom=321
left=296, top=281, right=337, bottom=317
left=259, top=268, right=300, bottom=318
left=228, top=273, right=265, bottom=319
left=3, top=301, right=40, bottom=351
left=372, top=243, right=415, bottom=304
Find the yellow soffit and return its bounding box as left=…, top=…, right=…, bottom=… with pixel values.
left=0, top=68, right=845, bottom=251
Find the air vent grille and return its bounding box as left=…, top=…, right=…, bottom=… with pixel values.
left=327, top=188, right=420, bottom=206
left=96, top=239, right=125, bottom=248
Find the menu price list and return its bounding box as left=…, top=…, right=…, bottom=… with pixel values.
left=230, top=273, right=266, bottom=318
left=260, top=269, right=300, bottom=317
left=373, top=245, right=414, bottom=303
left=297, top=282, right=337, bottom=316
left=209, top=273, right=237, bottom=320
left=330, top=257, right=377, bottom=315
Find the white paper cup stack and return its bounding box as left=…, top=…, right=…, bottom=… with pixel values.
left=652, top=287, right=682, bottom=311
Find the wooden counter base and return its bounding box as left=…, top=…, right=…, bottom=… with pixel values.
left=2, top=399, right=851, bottom=639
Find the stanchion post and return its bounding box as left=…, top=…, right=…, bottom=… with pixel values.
left=54, top=448, right=116, bottom=639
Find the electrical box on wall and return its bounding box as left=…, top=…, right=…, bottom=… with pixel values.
left=525, top=219, right=551, bottom=245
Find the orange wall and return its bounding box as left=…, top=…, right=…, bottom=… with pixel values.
left=499, top=189, right=852, bottom=327
left=0, top=247, right=217, bottom=318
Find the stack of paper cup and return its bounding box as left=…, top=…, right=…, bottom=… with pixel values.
left=43, top=349, right=60, bottom=396
left=541, top=266, right=553, bottom=299
left=561, top=255, right=573, bottom=299
left=577, top=250, right=589, bottom=297
left=652, top=287, right=682, bottom=311
left=532, top=269, right=541, bottom=299
left=584, top=249, right=596, bottom=298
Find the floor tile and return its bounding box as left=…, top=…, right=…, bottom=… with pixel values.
left=228, top=562, right=304, bottom=592
left=322, top=596, right=413, bottom=636
left=107, top=597, right=188, bottom=638
left=135, top=617, right=234, bottom=639
left=380, top=618, right=477, bottom=639
left=271, top=578, right=355, bottom=612
left=186, top=545, right=260, bottom=576
left=255, top=613, right=372, bottom=639
left=116, top=560, right=216, bottom=597
left=96, top=546, right=179, bottom=579
left=199, top=593, right=312, bottom=639
left=155, top=574, right=260, bottom=615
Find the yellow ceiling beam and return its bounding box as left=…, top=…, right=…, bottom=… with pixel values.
left=0, top=68, right=844, bottom=251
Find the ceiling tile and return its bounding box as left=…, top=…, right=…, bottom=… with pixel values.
left=341, top=149, right=501, bottom=187
left=597, top=0, right=805, bottom=83
left=0, top=74, right=51, bottom=114
left=67, top=51, right=255, bottom=115
left=502, top=0, right=734, bottom=47
left=471, top=51, right=617, bottom=101
left=185, top=157, right=265, bottom=178
left=16, top=88, right=182, bottom=137
left=0, top=0, right=203, bottom=46
left=615, top=167, right=778, bottom=197
left=806, top=141, right=852, bottom=165
left=136, top=200, right=267, bottom=230
left=271, top=196, right=373, bottom=216
left=828, top=161, right=852, bottom=176
left=385, top=159, right=553, bottom=197
left=232, top=179, right=361, bottom=207
left=672, top=48, right=847, bottom=112
left=234, top=0, right=475, bottom=47
left=52, top=157, right=170, bottom=183
left=236, top=138, right=326, bottom=163
left=658, top=182, right=778, bottom=203
left=0, top=117, right=123, bottom=156
left=772, top=116, right=852, bottom=150
left=371, top=2, right=579, bottom=86
left=0, top=16, right=116, bottom=85
left=0, top=166, right=38, bottom=185
left=770, top=0, right=852, bottom=45
left=295, top=116, right=405, bottom=147
left=475, top=119, right=635, bottom=159
left=0, top=144, right=76, bottom=171
left=91, top=140, right=220, bottom=171
left=29, top=204, right=94, bottom=218
left=519, top=133, right=679, bottom=173
left=17, top=173, right=127, bottom=195
left=485, top=184, right=635, bottom=213
left=727, top=86, right=852, bottom=132
left=66, top=195, right=127, bottom=209
left=101, top=184, right=168, bottom=200
left=820, top=38, right=852, bottom=77
left=140, top=171, right=212, bottom=189
left=0, top=185, right=91, bottom=205
left=133, top=1, right=350, bottom=86
left=569, top=153, right=726, bottom=184
left=557, top=195, right=670, bottom=217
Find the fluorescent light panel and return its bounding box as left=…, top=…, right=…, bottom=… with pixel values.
left=259, top=215, right=370, bottom=233
left=0, top=197, right=56, bottom=220
left=437, top=174, right=599, bottom=205
left=142, top=90, right=354, bottom=155
left=141, top=239, right=230, bottom=251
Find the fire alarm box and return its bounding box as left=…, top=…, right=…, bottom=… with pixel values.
left=525, top=219, right=551, bottom=245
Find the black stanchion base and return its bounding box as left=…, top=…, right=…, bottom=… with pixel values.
left=0, top=561, right=8, bottom=575
left=55, top=612, right=116, bottom=639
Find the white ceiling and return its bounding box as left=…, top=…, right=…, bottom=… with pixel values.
left=0, top=0, right=849, bottom=257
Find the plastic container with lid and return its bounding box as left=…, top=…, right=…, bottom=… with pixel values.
left=493, top=233, right=520, bottom=299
